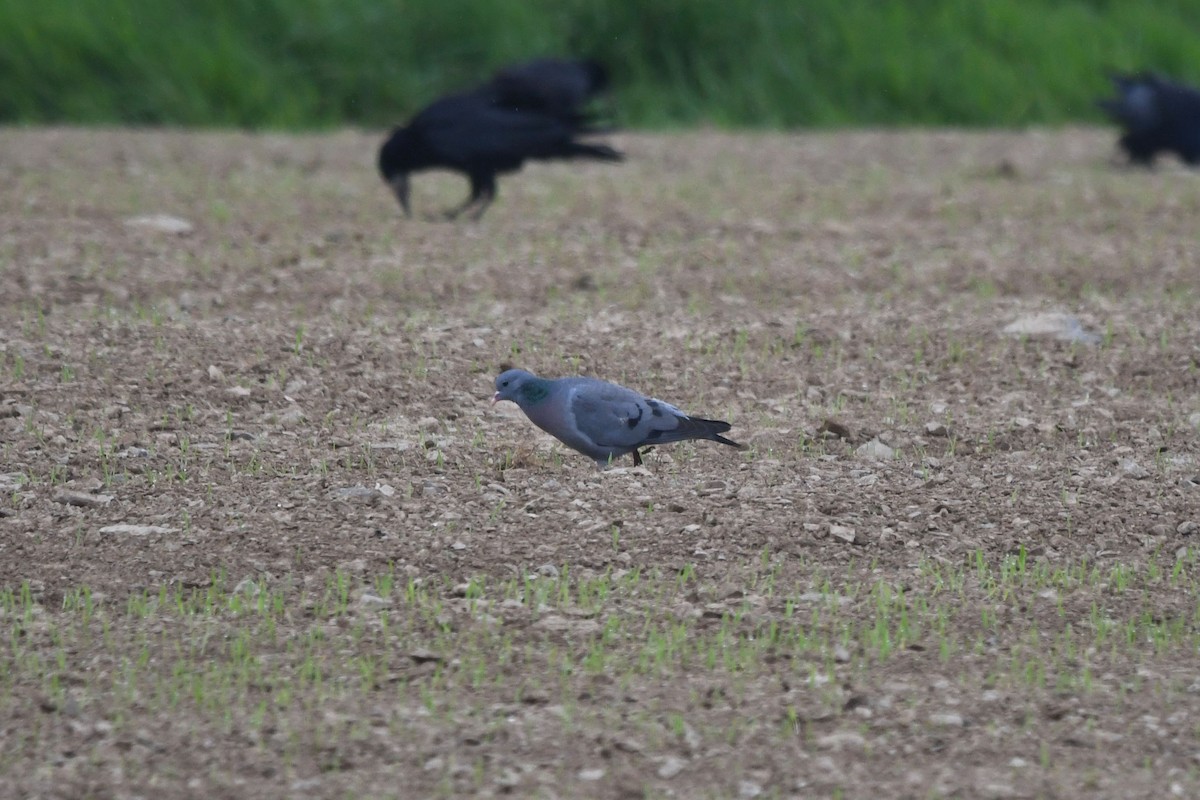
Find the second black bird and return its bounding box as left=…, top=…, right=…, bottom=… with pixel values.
left=485, top=58, right=611, bottom=126
left=1098, top=72, right=1200, bottom=166
left=379, top=59, right=621, bottom=220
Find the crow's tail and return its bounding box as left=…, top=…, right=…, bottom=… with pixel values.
left=566, top=141, right=624, bottom=162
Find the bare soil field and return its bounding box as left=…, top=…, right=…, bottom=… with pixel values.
left=2, top=127, right=1199, bottom=799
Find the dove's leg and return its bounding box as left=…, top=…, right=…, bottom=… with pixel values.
left=632, top=449, right=643, bottom=466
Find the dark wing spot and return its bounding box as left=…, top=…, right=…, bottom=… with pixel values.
left=645, top=400, right=665, bottom=417
left=625, top=406, right=644, bottom=429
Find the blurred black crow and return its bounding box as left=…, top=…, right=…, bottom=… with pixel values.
left=1098, top=72, right=1200, bottom=165
left=484, top=58, right=611, bottom=126
left=378, top=89, right=621, bottom=220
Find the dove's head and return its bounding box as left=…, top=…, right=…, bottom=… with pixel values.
left=493, top=368, right=545, bottom=407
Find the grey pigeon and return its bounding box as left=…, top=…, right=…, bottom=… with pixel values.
left=492, top=368, right=746, bottom=468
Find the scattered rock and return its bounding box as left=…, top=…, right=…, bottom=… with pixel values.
left=533, top=615, right=600, bottom=636
left=856, top=439, right=895, bottom=461
left=332, top=486, right=382, bottom=504
left=124, top=214, right=194, bottom=235
left=816, top=731, right=866, bottom=751
left=657, top=756, right=686, bottom=779
left=370, top=440, right=414, bottom=452
left=929, top=712, right=965, bottom=727
left=1001, top=312, right=1100, bottom=344
left=226, top=385, right=252, bottom=398
left=924, top=421, right=949, bottom=437
left=207, top=365, right=225, bottom=382
left=795, top=592, right=851, bottom=605
left=233, top=578, right=260, bottom=597
left=97, top=524, right=176, bottom=536
left=578, top=768, right=605, bottom=781
left=1178, top=521, right=1198, bottom=536
left=739, top=780, right=763, bottom=798
left=276, top=408, right=306, bottom=427
left=829, top=525, right=857, bottom=545
left=493, top=768, right=521, bottom=788
left=611, top=737, right=644, bottom=754
left=679, top=720, right=702, bottom=751
left=54, top=490, right=113, bottom=508
left=359, top=593, right=391, bottom=610
left=409, top=649, right=443, bottom=664
left=1120, top=459, right=1150, bottom=480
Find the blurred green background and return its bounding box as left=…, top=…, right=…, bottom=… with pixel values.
left=4, top=0, right=1200, bottom=129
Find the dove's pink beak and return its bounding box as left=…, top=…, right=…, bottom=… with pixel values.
left=491, top=392, right=501, bottom=405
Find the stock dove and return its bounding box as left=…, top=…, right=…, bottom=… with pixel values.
left=492, top=368, right=745, bottom=468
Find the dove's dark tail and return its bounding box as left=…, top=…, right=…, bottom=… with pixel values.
left=652, top=415, right=746, bottom=450
left=699, top=417, right=747, bottom=450
left=711, top=431, right=747, bottom=450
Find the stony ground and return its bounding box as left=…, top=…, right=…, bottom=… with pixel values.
left=1, top=127, right=1199, bottom=799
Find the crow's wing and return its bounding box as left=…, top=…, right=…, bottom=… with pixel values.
left=416, top=95, right=580, bottom=166
left=489, top=59, right=603, bottom=118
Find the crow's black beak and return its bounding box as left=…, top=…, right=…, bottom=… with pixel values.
left=387, top=173, right=411, bottom=217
